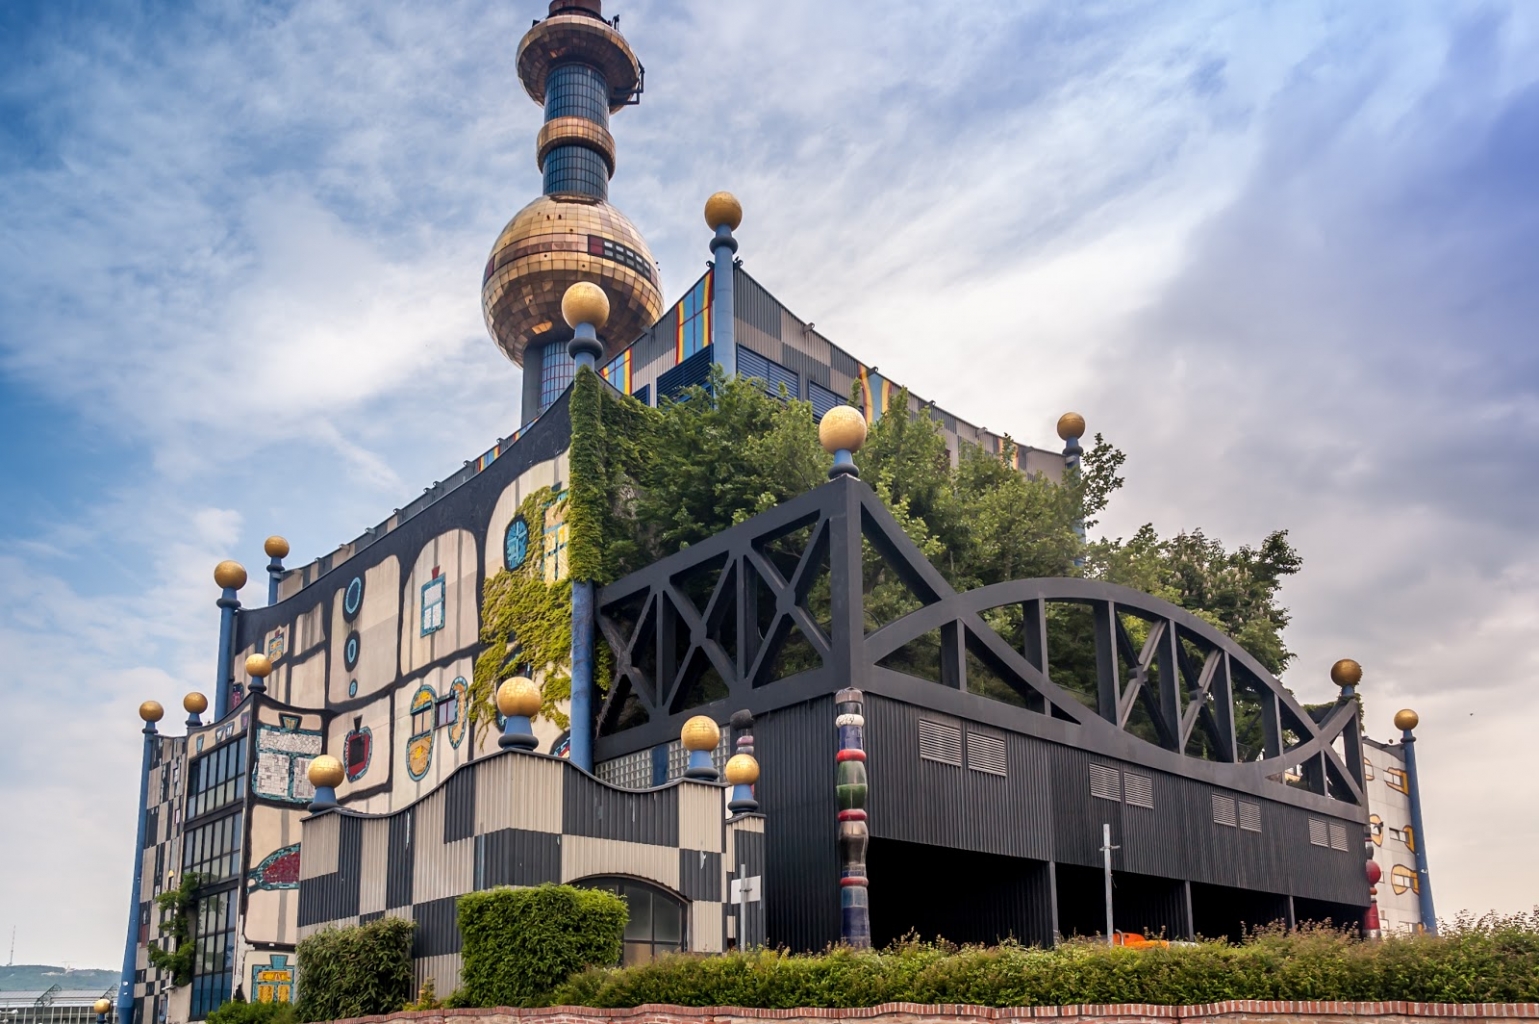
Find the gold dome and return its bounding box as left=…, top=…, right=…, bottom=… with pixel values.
left=93, top=1000, right=112, bottom=1016
left=1394, top=708, right=1419, bottom=731
left=482, top=195, right=663, bottom=367
left=496, top=676, right=542, bottom=718
left=681, top=715, right=720, bottom=752
left=562, top=281, right=611, bottom=329
left=139, top=700, right=164, bottom=723
left=704, top=191, right=743, bottom=231
left=213, top=560, right=248, bottom=590
left=245, top=653, right=273, bottom=678
left=264, top=536, right=290, bottom=559
left=724, top=753, right=760, bottom=785
left=1056, top=412, right=1086, bottom=441
left=1330, top=658, right=1363, bottom=687
left=819, top=405, right=868, bottom=454
left=183, top=692, right=209, bottom=715
left=308, top=755, right=345, bottom=789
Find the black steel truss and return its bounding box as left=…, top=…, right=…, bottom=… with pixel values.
left=594, top=475, right=1364, bottom=816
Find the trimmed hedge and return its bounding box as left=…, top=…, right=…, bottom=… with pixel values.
left=459, top=884, right=628, bottom=1007
left=294, top=916, right=415, bottom=1022
left=552, top=914, right=1539, bottom=1008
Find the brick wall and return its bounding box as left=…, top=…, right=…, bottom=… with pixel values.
left=325, top=1001, right=1539, bottom=1024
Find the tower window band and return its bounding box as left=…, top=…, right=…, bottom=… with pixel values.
left=545, top=62, right=610, bottom=125
left=539, top=342, right=576, bottom=413
left=543, top=145, right=609, bottom=199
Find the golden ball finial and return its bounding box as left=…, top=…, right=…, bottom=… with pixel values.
left=819, top=405, right=868, bottom=455
left=213, top=560, right=248, bottom=590
left=245, top=653, right=273, bottom=678
left=681, top=715, right=720, bottom=752
left=724, top=753, right=760, bottom=785
left=1394, top=708, right=1419, bottom=731
left=1056, top=412, right=1086, bottom=441
left=308, top=755, right=345, bottom=789
left=496, top=677, right=542, bottom=718
left=138, top=700, right=164, bottom=723
left=183, top=692, right=208, bottom=715
left=561, top=281, right=610, bottom=330
left=704, top=191, right=743, bottom=231
left=264, top=536, right=290, bottom=559
left=93, top=1000, right=112, bottom=1016
left=1330, top=658, right=1363, bottom=688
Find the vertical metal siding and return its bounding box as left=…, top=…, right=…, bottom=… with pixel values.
left=299, top=814, right=339, bottom=879
left=335, top=815, right=363, bottom=919
left=756, top=695, right=840, bottom=951
left=561, top=772, right=679, bottom=845
left=358, top=818, right=389, bottom=915
left=442, top=767, right=476, bottom=843
left=386, top=810, right=414, bottom=909
left=678, top=848, right=723, bottom=901
left=480, top=827, right=562, bottom=887
left=677, top=783, right=723, bottom=852
left=473, top=753, right=563, bottom=834
left=411, top=896, right=461, bottom=957
left=733, top=267, right=783, bottom=341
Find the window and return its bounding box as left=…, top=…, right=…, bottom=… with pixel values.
left=542, top=144, right=608, bottom=199
left=601, top=349, right=632, bottom=393
left=504, top=517, right=530, bottom=571
left=577, top=878, right=685, bottom=965
left=966, top=732, right=1006, bottom=775
left=545, top=63, right=609, bottom=125
left=189, top=888, right=237, bottom=1019
left=1239, top=801, right=1262, bottom=832
left=1124, top=772, right=1154, bottom=809
left=186, top=739, right=247, bottom=820
left=1308, top=817, right=1330, bottom=847
left=539, top=341, right=576, bottom=413
left=674, top=274, right=712, bottom=363
left=1090, top=764, right=1121, bottom=802
left=1384, top=766, right=1409, bottom=794
left=183, top=811, right=243, bottom=883
left=1212, top=794, right=1237, bottom=827
left=411, top=689, right=435, bottom=735
left=918, top=720, right=962, bottom=766
left=589, top=237, right=657, bottom=285
left=421, top=576, right=446, bottom=636
left=435, top=696, right=458, bottom=729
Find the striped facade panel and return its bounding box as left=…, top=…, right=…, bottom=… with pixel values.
left=691, top=899, right=725, bottom=953
left=561, top=771, right=679, bottom=845
left=359, top=910, right=384, bottom=924
left=561, top=835, right=679, bottom=889
left=479, top=827, right=562, bottom=888
left=412, top=796, right=474, bottom=904
left=442, top=767, right=476, bottom=843
left=678, top=848, right=722, bottom=901
left=779, top=342, right=831, bottom=389
left=296, top=813, right=360, bottom=931
left=414, top=954, right=462, bottom=1002
left=755, top=695, right=840, bottom=951
left=473, top=753, right=563, bottom=834
left=1049, top=743, right=1124, bottom=870
left=732, top=267, right=782, bottom=341
left=412, top=895, right=461, bottom=957
left=657, top=347, right=713, bottom=400
left=386, top=810, right=414, bottom=908
left=726, top=818, right=767, bottom=948
left=300, top=813, right=339, bottom=879
left=359, top=817, right=390, bottom=915
left=678, top=784, right=723, bottom=852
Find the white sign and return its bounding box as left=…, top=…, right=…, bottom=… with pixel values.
left=730, top=875, right=761, bottom=904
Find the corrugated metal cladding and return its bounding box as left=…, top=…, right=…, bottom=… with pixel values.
left=479, top=827, right=561, bottom=888
left=726, top=822, right=767, bottom=948
left=443, top=769, right=475, bottom=843
left=412, top=896, right=460, bottom=958
left=657, top=347, right=713, bottom=400
left=755, top=695, right=840, bottom=951
left=359, top=818, right=389, bottom=915
left=359, top=910, right=384, bottom=924
left=561, top=771, right=679, bottom=846
left=732, top=268, right=782, bottom=341
left=866, top=697, right=1052, bottom=861
left=780, top=343, right=832, bottom=390
left=678, top=848, right=723, bottom=901
left=386, top=811, right=414, bottom=909
left=868, top=838, right=1055, bottom=947
left=296, top=817, right=363, bottom=927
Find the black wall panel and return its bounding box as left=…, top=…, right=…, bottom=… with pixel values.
left=479, top=827, right=561, bottom=888
left=561, top=772, right=679, bottom=846
left=442, top=768, right=476, bottom=843
left=678, top=848, right=723, bottom=902
left=412, top=895, right=460, bottom=957
left=385, top=810, right=414, bottom=909
left=755, top=695, right=839, bottom=952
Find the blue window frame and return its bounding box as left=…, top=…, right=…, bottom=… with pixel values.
left=421, top=577, right=446, bottom=636
left=504, top=517, right=530, bottom=570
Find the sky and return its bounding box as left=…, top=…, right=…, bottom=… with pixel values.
left=1, top=0, right=1537, bottom=967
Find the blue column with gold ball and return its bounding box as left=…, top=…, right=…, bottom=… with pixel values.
left=183, top=692, right=208, bottom=728
left=1057, top=413, right=1086, bottom=567
left=706, top=192, right=741, bottom=379
left=726, top=752, right=760, bottom=813
left=307, top=755, right=344, bottom=811
left=682, top=715, right=720, bottom=780
left=94, top=998, right=112, bottom=1024
left=245, top=653, right=272, bottom=696
left=264, top=536, right=289, bottom=606
left=118, top=700, right=163, bottom=1024
left=820, top=405, right=868, bottom=480
left=497, top=677, right=542, bottom=752
left=835, top=686, right=871, bottom=948
left=212, top=560, right=247, bottom=720
left=1396, top=708, right=1437, bottom=933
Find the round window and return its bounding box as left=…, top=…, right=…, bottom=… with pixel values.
left=504, top=517, right=530, bottom=570
left=343, top=575, right=364, bottom=620
left=343, top=630, right=360, bottom=670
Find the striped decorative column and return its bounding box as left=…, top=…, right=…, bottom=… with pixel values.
left=835, top=687, right=870, bottom=948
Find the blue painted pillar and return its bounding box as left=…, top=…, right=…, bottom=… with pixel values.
left=211, top=562, right=246, bottom=721
left=705, top=193, right=741, bottom=380
left=1057, top=413, right=1086, bottom=568
left=1398, top=710, right=1437, bottom=933
left=264, top=536, right=289, bottom=607
left=566, top=299, right=603, bottom=773
left=118, top=703, right=163, bottom=1024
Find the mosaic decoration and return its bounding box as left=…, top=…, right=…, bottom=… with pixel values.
left=835, top=687, right=871, bottom=949
left=601, top=348, right=632, bottom=394
left=343, top=575, right=364, bottom=620
left=674, top=273, right=712, bottom=363
left=345, top=723, right=372, bottom=781
left=407, top=684, right=435, bottom=780
left=254, top=720, right=323, bottom=803
left=449, top=677, right=469, bottom=748
left=268, top=628, right=285, bottom=662
left=249, top=844, right=301, bottom=891
left=504, top=517, right=530, bottom=570
left=343, top=630, right=360, bottom=671
left=250, top=954, right=294, bottom=1005
left=421, top=571, right=446, bottom=636
left=549, top=730, right=571, bottom=759
left=476, top=444, right=501, bottom=472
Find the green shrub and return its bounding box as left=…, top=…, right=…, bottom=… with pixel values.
left=548, top=913, right=1539, bottom=1008
left=458, top=884, right=627, bottom=1007
left=294, top=916, right=415, bottom=1022
left=206, top=999, right=294, bottom=1024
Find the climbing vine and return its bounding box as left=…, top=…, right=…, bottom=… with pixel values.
left=146, top=870, right=203, bottom=986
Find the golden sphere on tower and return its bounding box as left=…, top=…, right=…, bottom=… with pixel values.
left=183, top=692, right=208, bottom=715
left=1394, top=708, right=1420, bottom=731
left=213, top=560, right=248, bottom=590
left=138, top=700, right=164, bottom=723
left=681, top=715, right=720, bottom=752
left=1056, top=412, right=1086, bottom=441
left=819, top=405, right=868, bottom=454
left=308, top=755, right=345, bottom=789
left=724, top=753, right=760, bottom=785
left=496, top=677, right=542, bottom=718
left=245, top=653, right=273, bottom=679
left=704, top=191, right=743, bottom=231
left=93, top=1000, right=112, bottom=1016
left=482, top=195, right=664, bottom=368
left=1330, top=658, right=1363, bottom=687
left=264, top=536, right=290, bottom=559
left=561, top=281, right=611, bottom=330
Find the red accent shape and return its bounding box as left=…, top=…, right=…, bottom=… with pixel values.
left=839, top=877, right=869, bottom=887
left=1364, top=902, right=1381, bottom=931
left=1365, top=859, right=1382, bottom=884
left=838, top=809, right=867, bottom=822
left=431, top=565, right=441, bottom=579
left=835, top=748, right=866, bottom=762
left=262, top=848, right=301, bottom=886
